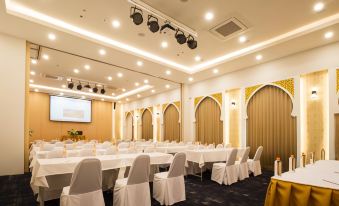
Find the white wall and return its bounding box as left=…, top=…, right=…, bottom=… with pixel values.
left=0, top=33, right=26, bottom=175
left=124, top=42, right=339, bottom=158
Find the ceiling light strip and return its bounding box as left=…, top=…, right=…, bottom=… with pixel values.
left=5, top=0, right=191, bottom=72
left=114, top=85, right=152, bottom=99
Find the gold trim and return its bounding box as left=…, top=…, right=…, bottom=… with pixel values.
left=162, top=103, right=168, bottom=113
left=173, top=101, right=181, bottom=111
left=337, top=69, right=339, bottom=92
left=211, top=93, right=222, bottom=106
left=272, top=78, right=294, bottom=97
left=194, top=96, right=203, bottom=108
left=245, top=84, right=262, bottom=102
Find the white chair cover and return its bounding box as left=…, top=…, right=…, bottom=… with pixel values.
left=113, top=155, right=151, bottom=206
left=82, top=143, right=94, bottom=149
left=40, top=143, right=55, bottom=151
left=79, top=149, right=94, bottom=157
left=60, top=158, right=104, bottom=206
left=153, top=153, right=186, bottom=205
left=237, top=147, right=250, bottom=180
left=64, top=140, right=74, bottom=144
left=247, top=146, right=263, bottom=176
left=211, top=148, right=238, bottom=185
left=47, top=149, right=64, bottom=159
left=118, top=142, right=130, bottom=150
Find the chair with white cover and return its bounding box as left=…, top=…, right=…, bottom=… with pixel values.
left=64, top=140, right=74, bottom=144
left=47, top=149, right=64, bottom=159
left=40, top=143, right=55, bottom=151
left=79, top=149, right=94, bottom=157
left=207, top=144, right=215, bottom=149
left=153, top=153, right=186, bottom=205
left=211, top=148, right=238, bottom=185
left=82, top=143, right=94, bottom=149
left=118, top=142, right=130, bottom=150
left=60, top=158, right=105, bottom=206
left=236, top=147, right=250, bottom=181
left=216, top=144, right=223, bottom=149
left=247, top=146, right=263, bottom=176
left=113, top=155, right=151, bottom=206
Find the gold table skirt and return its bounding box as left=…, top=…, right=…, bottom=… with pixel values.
left=264, top=179, right=339, bottom=206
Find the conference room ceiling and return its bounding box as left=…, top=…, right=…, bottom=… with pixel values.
left=0, top=0, right=338, bottom=90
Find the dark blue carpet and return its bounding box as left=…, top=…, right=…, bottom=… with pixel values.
left=0, top=171, right=272, bottom=206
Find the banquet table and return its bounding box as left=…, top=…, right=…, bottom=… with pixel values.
left=265, top=160, right=339, bottom=206
left=31, top=152, right=173, bottom=206
left=155, top=146, right=189, bottom=153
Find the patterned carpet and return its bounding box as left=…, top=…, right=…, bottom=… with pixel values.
left=0, top=171, right=272, bottom=206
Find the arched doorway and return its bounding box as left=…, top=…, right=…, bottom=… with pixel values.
left=247, top=85, right=297, bottom=171
left=125, top=113, right=133, bottom=141
left=164, top=104, right=180, bottom=142
left=142, top=109, right=153, bottom=140
left=195, top=97, right=223, bottom=144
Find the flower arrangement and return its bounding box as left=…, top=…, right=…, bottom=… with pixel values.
left=67, top=129, right=79, bottom=137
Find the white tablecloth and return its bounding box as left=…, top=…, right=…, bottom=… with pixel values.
left=30, top=152, right=173, bottom=189
left=155, top=146, right=189, bottom=154
left=186, top=148, right=246, bottom=168
left=272, top=160, right=339, bottom=190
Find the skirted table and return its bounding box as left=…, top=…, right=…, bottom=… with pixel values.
left=265, top=160, right=339, bottom=206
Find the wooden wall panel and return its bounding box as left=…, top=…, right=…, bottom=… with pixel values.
left=336, top=114, right=339, bottom=160
left=228, top=89, right=241, bottom=147
left=29, top=92, right=112, bottom=142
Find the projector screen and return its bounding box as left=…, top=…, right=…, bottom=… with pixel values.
left=50, top=96, right=92, bottom=123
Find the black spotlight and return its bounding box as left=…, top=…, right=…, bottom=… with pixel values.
left=76, top=81, right=82, bottom=90
left=187, top=35, right=197, bottom=49
left=175, top=30, right=186, bottom=44
left=84, top=82, right=91, bottom=89
left=100, top=86, right=106, bottom=94
left=147, top=15, right=159, bottom=33
left=130, top=7, right=143, bottom=25
left=68, top=81, right=74, bottom=89
left=93, top=85, right=98, bottom=93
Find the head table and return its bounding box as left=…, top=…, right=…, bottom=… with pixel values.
left=265, top=160, right=339, bottom=206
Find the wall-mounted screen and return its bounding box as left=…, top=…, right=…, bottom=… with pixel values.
left=50, top=96, right=92, bottom=123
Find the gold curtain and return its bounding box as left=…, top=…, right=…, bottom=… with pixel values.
left=142, top=109, right=153, bottom=140
left=125, top=113, right=133, bottom=141
left=247, top=85, right=296, bottom=171
left=164, top=104, right=180, bottom=142
left=336, top=114, right=339, bottom=160
left=195, top=97, right=223, bottom=144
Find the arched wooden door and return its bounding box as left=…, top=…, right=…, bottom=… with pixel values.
left=164, top=104, right=180, bottom=142
left=125, top=113, right=133, bottom=141
left=247, top=85, right=297, bottom=171
left=142, top=109, right=153, bottom=140
left=195, top=97, right=223, bottom=144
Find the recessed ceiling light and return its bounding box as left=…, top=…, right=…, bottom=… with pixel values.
left=137, top=94, right=141, bottom=98
left=122, top=88, right=126, bottom=92
left=144, top=79, right=149, bottom=84
left=137, top=61, right=143, bottom=66
left=30, top=71, right=36, bottom=75
left=151, top=89, right=155, bottom=93
left=111, top=93, right=115, bottom=96
left=88, top=88, right=93, bottom=92
left=48, top=33, right=56, bottom=40
left=34, top=89, right=39, bottom=92
left=59, top=92, right=64, bottom=96
left=135, top=82, right=140, bottom=86
left=213, top=69, right=219, bottom=74
left=61, top=84, right=66, bottom=88
left=204, top=12, right=214, bottom=21
left=165, top=84, right=170, bottom=89
left=126, top=98, right=129, bottom=101
left=188, top=77, right=194, bottom=82
left=73, top=69, right=79, bottom=73
left=107, top=76, right=113, bottom=81
left=313, top=2, right=325, bottom=12
left=239, top=36, right=247, bottom=43
left=97, top=84, right=102, bottom=87
left=324, top=31, right=334, bottom=39
left=255, top=54, right=263, bottom=60
left=195, top=56, right=201, bottom=62
left=30, top=79, right=34, bottom=83
left=117, top=72, right=123, bottom=78
left=42, top=54, right=49, bottom=60
left=31, top=59, right=37, bottom=64
left=81, top=96, right=85, bottom=99
left=161, top=41, right=168, bottom=48
left=112, top=20, right=121, bottom=28
left=99, top=49, right=106, bottom=55
left=166, top=70, right=171, bottom=75
left=66, top=78, right=71, bottom=81
left=118, top=100, right=122, bottom=103
left=84, top=64, right=90, bottom=70
left=101, top=98, right=105, bottom=101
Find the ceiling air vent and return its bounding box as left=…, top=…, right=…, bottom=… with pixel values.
left=41, top=73, right=63, bottom=81
left=210, top=17, right=247, bottom=41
